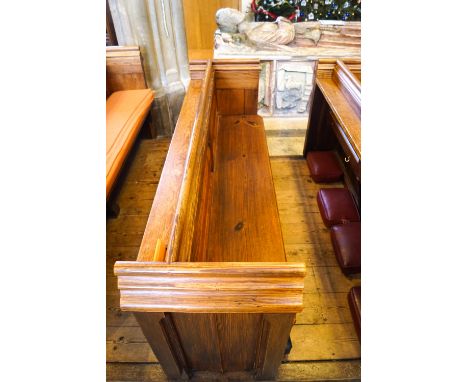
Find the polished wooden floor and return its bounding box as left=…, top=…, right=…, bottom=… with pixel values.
left=107, top=131, right=361, bottom=380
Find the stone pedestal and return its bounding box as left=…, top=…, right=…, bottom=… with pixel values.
left=214, top=20, right=360, bottom=117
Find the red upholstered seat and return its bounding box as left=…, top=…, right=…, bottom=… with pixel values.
left=306, top=151, right=343, bottom=183
left=330, top=222, right=361, bottom=275
left=348, top=286, right=361, bottom=341
left=317, top=188, right=360, bottom=227
left=106, top=89, right=153, bottom=199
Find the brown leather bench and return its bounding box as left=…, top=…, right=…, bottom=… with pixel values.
left=106, top=46, right=153, bottom=208
left=106, top=89, right=153, bottom=199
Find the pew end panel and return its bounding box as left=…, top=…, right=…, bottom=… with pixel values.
left=106, top=45, right=156, bottom=139
left=114, top=261, right=304, bottom=379
left=114, top=59, right=305, bottom=380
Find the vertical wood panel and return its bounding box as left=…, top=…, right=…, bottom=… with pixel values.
left=216, top=314, right=263, bottom=372
left=256, top=313, right=296, bottom=380
left=183, top=0, right=241, bottom=50
left=133, top=312, right=187, bottom=379
left=244, top=89, right=259, bottom=114
left=171, top=313, right=223, bottom=372
left=217, top=89, right=245, bottom=115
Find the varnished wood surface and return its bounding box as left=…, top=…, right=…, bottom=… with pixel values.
left=166, top=63, right=214, bottom=263
left=106, top=46, right=147, bottom=94
left=136, top=81, right=202, bottom=262
left=183, top=0, right=241, bottom=50
left=119, top=61, right=299, bottom=379
left=137, top=60, right=261, bottom=263
left=106, top=140, right=360, bottom=380
left=205, top=115, right=286, bottom=262
left=115, top=262, right=304, bottom=313
left=316, top=77, right=361, bottom=159
left=334, top=60, right=361, bottom=113
left=188, top=49, right=214, bottom=61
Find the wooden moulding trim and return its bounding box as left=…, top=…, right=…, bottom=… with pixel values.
left=316, top=58, right=361, bottom=78
left=106, top=46, right=141, bottom=56
left=213, top=59, right=261, bottom=89
left=189, top=59, right=209, bottom=80
left=114, top=262, right=306, bottom=313
left=165, top=61, right=214, bottom=262
left=333, top=60, right=361, bottom=113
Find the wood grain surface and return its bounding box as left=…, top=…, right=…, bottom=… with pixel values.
left=182, top=0, right=241, bottom=50
left=136, top=79, right=203, bottom=262
left=114, top=262, right=305, bottom=313
left=205, top=115, right=286, bottom=262
left=106, top=46, right=147, bottom=94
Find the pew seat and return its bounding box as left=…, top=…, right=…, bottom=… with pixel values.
left=317, top=188, right=360, bottom=227
left=106, top=89, right=153, bottom=199
left=348, top=286, right=361, bottom=341
left=306, top=151, right=343, bottom=183
left=330, top=222, right=361, bottom=275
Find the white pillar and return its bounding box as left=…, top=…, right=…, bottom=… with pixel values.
left=108, top=0, right=190, bottom=136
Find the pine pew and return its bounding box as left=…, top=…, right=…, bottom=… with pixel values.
left=106, top=46, right=153, bottom=204
left=114, top=59, right=306, bottom=380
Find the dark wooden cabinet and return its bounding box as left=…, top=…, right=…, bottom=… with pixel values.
left=304, top=59, right=361, bottom=209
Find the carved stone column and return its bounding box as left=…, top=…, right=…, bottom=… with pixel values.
left=108, top=0, right=190, bottom=136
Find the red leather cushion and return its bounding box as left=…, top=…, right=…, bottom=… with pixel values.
left=317, top=188, right=360, bottom=227
left=330, top=222, right=361, bottom=275
left=306, top=151, right=343, bottom=183
left=348, top=286, right=361, bottom=341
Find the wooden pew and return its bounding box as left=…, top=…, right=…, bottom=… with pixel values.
left=304, top=58, right=361, bottom=208
left=114, top=59, right=305, bottom=380
left=106, top=46, right=153, bottom=205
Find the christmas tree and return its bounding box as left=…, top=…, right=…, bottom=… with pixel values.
left=251, top=0, right=361, bottom=22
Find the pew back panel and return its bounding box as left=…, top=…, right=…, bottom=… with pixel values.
left=106, top=46, right=147, bottom=94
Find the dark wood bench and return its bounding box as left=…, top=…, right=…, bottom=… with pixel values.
left=304, top=59, right=361, bottom=209
left=106, top=46, right=153, bottom=207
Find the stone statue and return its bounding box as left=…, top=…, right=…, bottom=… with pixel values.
left=215, top=8, right=295, bottom=51
left=215, top=8, right=245, bottom=34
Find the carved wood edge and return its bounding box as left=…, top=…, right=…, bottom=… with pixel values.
left=166, top=61, right=214, bottom=263
left=114, top=262, right=306, bottom=313
left=316, top=58, right=361, bottom=79
left=334, top=60, right=361, bottom=113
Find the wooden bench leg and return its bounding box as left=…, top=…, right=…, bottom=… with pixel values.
left=106, top=201, right=120, bottom=219
left=141, top=110, right=157, bottom=139
left=255, top=314, right=296, bottom=380
left=284, top=336, right=293, bottom=355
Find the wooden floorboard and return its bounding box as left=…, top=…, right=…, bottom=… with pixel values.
left=106, top=135, right=360, bottom=380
